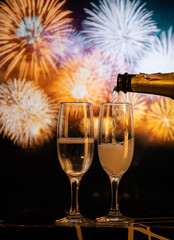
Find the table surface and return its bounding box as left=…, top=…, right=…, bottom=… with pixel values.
left=0, top=210, right=174, bottom=239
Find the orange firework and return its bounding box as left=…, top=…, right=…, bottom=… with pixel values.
left=0, top=0, right=72, bottom=81
left=48, top=51, right=108, bottom=114
left=147, top=97, right=174, bottom=142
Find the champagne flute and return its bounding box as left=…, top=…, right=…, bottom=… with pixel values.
left=56, top=102, right=94, bottom=224
left=96, top=103, right=134, bottom=225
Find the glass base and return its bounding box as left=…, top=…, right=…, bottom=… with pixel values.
left=55, top=213, right=94, bottom=226
left=96, top=210, right=133, bottom=226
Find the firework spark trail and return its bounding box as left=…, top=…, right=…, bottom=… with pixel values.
left=135, top=27, right=174, bottom=73
left=82, top=0, right=158, bottom=66
left=0, top=79, right=58, bottom=148
left=146, top=97, right=174, bottom=142
left=47, top=51, right=108, bottom=115
left=0, top=0, right=72, bottom=81
left=118, top=92, right=148, bottom=125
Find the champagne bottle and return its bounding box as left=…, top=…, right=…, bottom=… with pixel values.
left=114, top=72, right=174, bottom=99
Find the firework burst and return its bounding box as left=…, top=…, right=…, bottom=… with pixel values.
left=82, top=0, right=158, bottom=66
left=0, top=78, right=58, bottom=148
left=117, top=92, right=148, bottom=126
left=146, top=97, right=174, bottom=142
left=0, top=0, right=72, bottom=81
left=47, top=51, right=108, bottom=114
left=135, top=27, right=174, bottom=73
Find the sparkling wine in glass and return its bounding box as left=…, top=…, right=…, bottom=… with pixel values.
left=56, top=102, right=94, bottom=224
left=97, top=103, right=134, bottom=225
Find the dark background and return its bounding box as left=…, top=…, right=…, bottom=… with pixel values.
left=64, top=0, right=174, bottom=31
left=0, top=0, right=174, bottom=221
left=1, top=132, right=174, bottom=220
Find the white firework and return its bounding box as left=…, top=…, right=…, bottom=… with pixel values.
left=82, top=0, right=158, bottom=66
left=0, top=79, right=57, bottom=148
left=135, top=27, right=174, bottom=73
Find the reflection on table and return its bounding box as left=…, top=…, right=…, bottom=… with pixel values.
left=0, top=210, right=173, bottom=239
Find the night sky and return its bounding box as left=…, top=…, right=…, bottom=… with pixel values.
left=64, top=0, right=174, bottom=31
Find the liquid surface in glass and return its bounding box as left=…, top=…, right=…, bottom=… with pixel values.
left=98, top=138, right=134, bottom=177
left=57, top=138, right=94, bottom=177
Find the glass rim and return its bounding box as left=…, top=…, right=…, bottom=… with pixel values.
left=101, top=102, right=132, bottom=106
left=60, top=102, right=92, bottom=105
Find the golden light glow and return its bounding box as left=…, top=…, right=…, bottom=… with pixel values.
left=0, top=0, right=72, bottom=81
left=80, top=116, right=117, bottom=140
left=47, top=52, right=108, bottom=114
left=93, top=116, right=99, bottom=140
left=0, top=78, right=58, bottom=148
left=31, top=124, right=42, bottom=136
left=71, top=85, right=87, bottom=99
left=146, top=97, right=174, bottom=142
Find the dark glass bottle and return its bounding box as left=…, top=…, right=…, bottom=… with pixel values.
left=115, top=72, right=174, bottom=99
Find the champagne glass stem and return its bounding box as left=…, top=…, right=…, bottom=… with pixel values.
left=69, top=177, right=81, bottom=216
left=110, top=176, right=120, bottom=214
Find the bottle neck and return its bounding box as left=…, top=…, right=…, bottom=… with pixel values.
left=116, top=73, right=135, bottom=93
left=116, top=73, right=174, bottom=99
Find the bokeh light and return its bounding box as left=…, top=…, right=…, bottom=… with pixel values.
left=49, top=29, right=90, bottom=65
